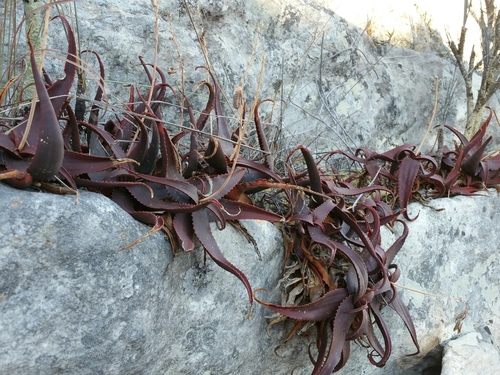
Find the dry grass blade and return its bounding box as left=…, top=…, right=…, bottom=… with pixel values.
left=0, top=75, right=20, bottom=104
left=416, top=75, right=439, bottom=155
left=120, top=222, right=163, bottom=251
left=146, top=0, right=160, bottom=106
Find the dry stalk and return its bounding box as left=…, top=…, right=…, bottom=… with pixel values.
left=416, top=76, right=439, bottom=155
left=167, top=13, right=186, bottom=129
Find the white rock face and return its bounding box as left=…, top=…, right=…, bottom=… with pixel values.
left=1, top=183, right=499, bottom=374
left=33, top=0, right=500, bottom=157
left=441, top=332, right=500, bottom=375
left=368, top=190, right=500, bottom=375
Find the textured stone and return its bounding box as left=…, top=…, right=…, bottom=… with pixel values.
left=0, top=183, right=290, bottom=374
left=3, top=1, right=500, bottom=373
left=0, top=183, right=172, bottom=374
left=359, top=190, right=500, bottom=375
left=441, top=332, right=500, bottom=375
left=2, top=182, right=500, bottom=374
left=28, top=0, right=499, bottom=156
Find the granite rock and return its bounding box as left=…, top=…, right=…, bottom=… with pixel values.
left=1, top=182, right=500, bottom=374
left=0, top=182, right=288, bottom=374
left=0, top=183, right=172, bottom=374
left=21, top=0, right=499, bottom=155
left=440, top=332, right=500, bottom=375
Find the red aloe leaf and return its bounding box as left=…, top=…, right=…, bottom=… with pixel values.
left=334, top=206, right=387, bottom=291
left=307, top=223, right=337, bottom=268
left=56, top=165, right=77, bottom=190
left=80, top=122, right=129, bottom=160
left=62, top=105, right=82, bottom=152
left=255, top=288, right=349, bottom=321
left=354, top=204, right=381, bottom=247
left=363, top=304, right=389, bottom=365
left=191, top=209, right=253, bottom=305
left=137, top=57, right=172, bottom=116
left=469, top=107, right=492, bottom=146
left=25, top=40, right=64, bottom=181
left=139, top=118, right=160, bottom=175
left=204, top=136, right=228, bottom=174
left=126, top=170, right=199, bottom=203
left=289, top=212, right=314, bottom=225
left=365, top=298, right=393, bottom=367
left=137, top=116, right=160, bottom=175
left=62, top=150, right=125, bottom=176
left=309, top=321, right=329, bottom=368
left=73, top=178, right=202, bottom=212
left=254, top=99, right=274, bottom=170
left=111, top=187, right=135, bottom=212
left=81, top=50, right=105, bottom=125
left=197, top=66, right=234, bottom=156
left=0, top=169, right=33, bottom=189
left=125, top=183, right=202, bottom=212
left=206, top=201, right=227, bottom=230
left=173, top=213, right=195, bottom=251
left=313, top=295, right=357, bottom=375
left=234, top=158, right=286, bottom=192
left=385, top=220, right=408, bottom=265
left=126, top=114, right=150, bottom=167
left=128, top=89, right=162, bottom=174
left=449, top=185, right=485, bottom=195
left=158, top=124, right=182, bottom=179
left=461, top=135, right=492, bottom=176
left=329, top=149, right=371, bottom=164
left=335, top=242, right=369, bottom=302
left=0, top=133, right=17, bottom=154
left=46, top=16, right=77, bottom=117
left=194, top=81, right=215, bottom=131
left=397, top=156, right=421, bottom=221
left=182, top=132, right=200, bottom=178
left=345, top=308, right=370, bottom=341
left=218, top=198, right=282, bottom=222
left=388, top=293, right=420, bottom=356
left=196, top=168, right=246, bottom=201
left=444, top=124, right=469, bottom=147
left=129, top=211, right=163, bottom=228
left=311, top=199, right=335, bottom=224
left=299, top=146, right=323, bottom=205
left=443, top=149, right=466, bottom=190
left=329, top=183, right=392, bottom=197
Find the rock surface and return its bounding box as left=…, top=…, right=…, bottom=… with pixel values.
left=0, top=183, right=172, bottom=374
left=1, top=183, right=500, bottom=374
left=337, top=189, right=500, bottom=375
left=32, top=0, right=500, bottom=155
left=441, top=332, right=500, bottom=375
left=0, top=182, right=287, bottom=374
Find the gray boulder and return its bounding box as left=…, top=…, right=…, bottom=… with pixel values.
left=0, top=182, right=289, bottom=374
left=1, top=182, right=500, bottom=374
left=0, top=183, right=172, bottom=374
left=441, top=332, right=500, bottom=375
left=337, top=190, right=500, bottom=375
left=2, top=2, right=500, bottom=373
